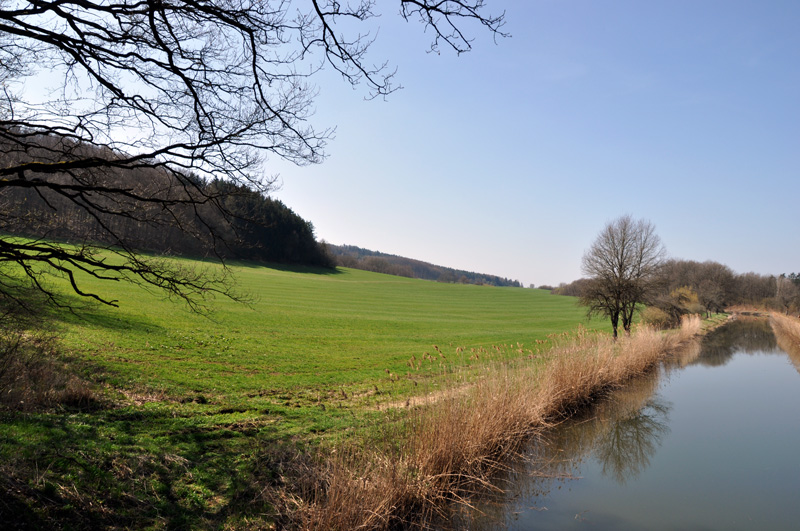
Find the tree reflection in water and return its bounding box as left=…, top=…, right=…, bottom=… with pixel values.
left=695, top=317, right=777, bottom=366
left=537, top=373, right=670, bottom=486
left=453, top=371, right=674, bottom=530
left=593, top=396, right=670, bottom=484
left=451, top=318, right=793, bottom=530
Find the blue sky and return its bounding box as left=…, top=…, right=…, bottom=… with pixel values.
left=269, top=1, right=799, bottom=286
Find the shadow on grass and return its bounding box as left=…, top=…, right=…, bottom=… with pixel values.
left=145, top=248, right=343, bottom=276
left=0, top=406, right=284, bottom=530
left=45, top=297, right=167, bottom=337
left=227, top=259, right=344, bottom=275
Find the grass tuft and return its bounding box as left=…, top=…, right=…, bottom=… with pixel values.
left=0, top=329, right=99, bottom=411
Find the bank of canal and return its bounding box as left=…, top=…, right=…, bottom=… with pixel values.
left=464, top=318, right=800, bottom=530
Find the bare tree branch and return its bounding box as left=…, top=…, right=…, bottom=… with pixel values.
left=0, top=0, right=507, bottom=311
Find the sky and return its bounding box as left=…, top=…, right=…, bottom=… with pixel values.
left=261, top=1, right=796, bottom=286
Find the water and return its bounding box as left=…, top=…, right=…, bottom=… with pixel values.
left=462, top=319, right=800, bottom=530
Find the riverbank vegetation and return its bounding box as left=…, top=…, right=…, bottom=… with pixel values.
left=567, top=215, right=793, bottom=340
left=554, top=217, right=798, bottom=324
left=557, top=258, right=800, bottom=326
left=769, top=313, right=800, bottom=373
left=0, top=254, right=718, bottom=529
left=294, top=316, right=703, bottom=529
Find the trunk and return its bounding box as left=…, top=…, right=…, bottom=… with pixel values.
left=622, top=315, right=632, bottom=335
left=621, top=308, right=633, bottom=336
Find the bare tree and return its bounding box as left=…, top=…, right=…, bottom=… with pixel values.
left=659, top=259, right=735, bottom=316
left=581, top=215, right=666, bottom=338
left=0, top=1, right=507, bottom=310
left=775, top=275, right=800, bottom=315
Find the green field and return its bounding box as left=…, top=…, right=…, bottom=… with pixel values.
left=2, top=259, right=607, bottom=528
left=55, top=262, right=605, bottom=407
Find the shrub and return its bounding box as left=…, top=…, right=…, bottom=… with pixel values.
left=640, top=306, right=673, bottom=330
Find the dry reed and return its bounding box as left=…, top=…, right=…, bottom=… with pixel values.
left=294, top=316, right=703, bottom=530
left=769, top=313, right=800, bottom=375
left=0, top=329, right=97, bottom=411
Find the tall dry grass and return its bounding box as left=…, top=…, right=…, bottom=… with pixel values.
left=769, top=312, right=800, bottom=375
left=293, top=316, right=703, bottom=530
left=0, top=329, right=97, bottom=411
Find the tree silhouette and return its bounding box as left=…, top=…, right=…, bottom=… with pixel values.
left=581, top=216, right=666, bottom=337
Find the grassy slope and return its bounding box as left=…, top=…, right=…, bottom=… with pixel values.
left=56, top=262, right=605, bottom=407
left=2, top=259, right=607, bottom=528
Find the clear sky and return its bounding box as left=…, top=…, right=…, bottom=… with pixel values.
left=268, top=0, right=799, bottom=287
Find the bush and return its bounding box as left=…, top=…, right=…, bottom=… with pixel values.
left=640, top=307, right=673, bottom=330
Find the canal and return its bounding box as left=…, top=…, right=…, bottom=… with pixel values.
left=461, top=318, right=800, bottom=530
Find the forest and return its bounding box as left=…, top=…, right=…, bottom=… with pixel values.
left=0, top=131, right=527, bottom=289
left=329, top=245, right=523, bottom=287
left=0, top=132, right=333, bottom=269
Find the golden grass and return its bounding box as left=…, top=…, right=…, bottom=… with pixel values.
left=294, top=316, right=703, bottom=530
left=769, top=313, right=800, bottom=375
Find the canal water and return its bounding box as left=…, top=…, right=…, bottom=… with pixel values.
left=460, top=318, right=800, bottom=530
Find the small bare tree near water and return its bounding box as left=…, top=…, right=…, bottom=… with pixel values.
left=581, top=215, right=666, bottom=338
left=775, top=275, right=800, bottom=315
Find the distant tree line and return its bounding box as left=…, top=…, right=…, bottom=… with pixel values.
left=1, top=133, right=333, bottom=271
left=329, top=245, right=522, bottom=287
left=555, top=259, right=800, bottom=326
left=553, top=215, right=800, bottom=334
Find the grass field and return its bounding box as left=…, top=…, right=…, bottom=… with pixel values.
left=53, top=261, right=607, bottom=412
left=1, top=258, right=609, bottom=528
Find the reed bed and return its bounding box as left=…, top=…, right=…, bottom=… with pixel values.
left=293, top=316, right=702, bottom=530
left=769, top=313, right=800, bottom=374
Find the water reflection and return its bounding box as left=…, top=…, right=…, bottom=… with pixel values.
left=455, top=370, right=674, bottom=529
left=454, top=318, right=800, bottom=530
left=694, top=317, right=777, bottom=366
left=594, top=397, right=670, bottom=484
left=537, top=376, right=670, bottom=486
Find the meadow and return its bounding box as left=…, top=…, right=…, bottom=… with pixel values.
left=52, top=262, right=609, bottom=413
left=1, top=259, right=611, bottom=528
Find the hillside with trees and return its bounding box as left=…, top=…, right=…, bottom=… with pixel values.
left=0, top=0, right=503, bottom=311
left=329, top=245, right=523, bottom=287
left=0, top=133, right=334, bottom=271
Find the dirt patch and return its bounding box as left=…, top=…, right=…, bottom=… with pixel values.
left=374, top=384, right=471, bottom=410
